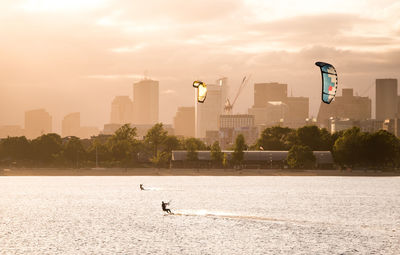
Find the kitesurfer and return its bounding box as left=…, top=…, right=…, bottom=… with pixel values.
left=140, top=184, right=144, bottom=190
left=161, top=201, right=172, bottom=214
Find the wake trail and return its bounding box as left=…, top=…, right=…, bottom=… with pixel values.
left=170, top=210, right=302, bottom=223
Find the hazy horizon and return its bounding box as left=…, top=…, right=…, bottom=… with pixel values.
left=1, top=0, right=399, bottom=133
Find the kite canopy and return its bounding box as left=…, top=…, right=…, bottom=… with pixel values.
left=192, top=80, right=207, bottom=102
left=193, top=80, right=203, bottom=88
left=315, top=62, right=338, bottom=104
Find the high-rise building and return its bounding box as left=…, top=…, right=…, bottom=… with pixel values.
left=317, top=88, right=371, bottom=129
left=254, top=82, right=287, bottom=107
left=220, top=114, right=254, bottom=129
left=250, top=82, right=309, bottom=128
left=376, top=79, right=398, bottom=120
left=174, top=107, right=195, bottom=137
left=133, top=79, right=159, bottom=125
left=62, top=112, right=80, bottom=137
left=216, top=77, right=229, bottom=112
left=110, top=96, right=133, bottom=124
left=284, top=97, right=309, bottom=128
left=25, top=109, right=52, bottom=139
left=196, top=84, right=224, bottom=138
left=102, top=123, right=123, bottom=135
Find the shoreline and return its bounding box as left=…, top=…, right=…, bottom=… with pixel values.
left=1, top=168, right=399, bottom=177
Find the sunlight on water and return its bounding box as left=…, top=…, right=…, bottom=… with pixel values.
left=0, top=176, right=399, bottom=254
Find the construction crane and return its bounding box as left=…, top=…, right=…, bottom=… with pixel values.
left=224, top=75, right=251, bottom=114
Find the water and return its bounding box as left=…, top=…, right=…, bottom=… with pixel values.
left=0, top=176, right=399, bottom=254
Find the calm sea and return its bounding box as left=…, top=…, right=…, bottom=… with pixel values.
left=0, top=176, right=399, bottom=254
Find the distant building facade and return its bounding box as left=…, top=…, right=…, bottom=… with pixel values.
left=25, top=109, right=52, bottom=139
left=62, top=112, right=80, bottom=137
left=133, top=79, right=159, bottom=125
left=383, top=118, right=400, bottom=137
left=196, top=83, right=225, bottom=138
left=249, top=82, right=309, bottom=129
left=102, top=123, right=122, bottom=135
left=254, top=82, right=287, bottom=107
left=220, top=114, right=254, bottom=129
left=284, top=97, right=309, bottom=128
left=317, top=88, right=371, bottom=130
left=174, top=107, right=195, bottom=137
left=110, top=96, right=133, bottom=124
left=204, top=114, right=258, bottom=148
left=376, top=79, right=398, bottom=120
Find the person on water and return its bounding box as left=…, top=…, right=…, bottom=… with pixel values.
left=140, top=184, right=144, bottom=190
left=161, top=201, right=172, bottom=214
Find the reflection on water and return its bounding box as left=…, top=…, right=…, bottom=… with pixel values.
left=0, top=176, right=399, bottom=254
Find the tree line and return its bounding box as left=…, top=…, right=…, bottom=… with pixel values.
left=0, top=124, right=399, bottom=169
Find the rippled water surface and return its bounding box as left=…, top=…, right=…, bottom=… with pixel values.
left=1, top=176, right=399, bottom=254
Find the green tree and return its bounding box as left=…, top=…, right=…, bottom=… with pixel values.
left=296, top=125, right=332, bottom=151
left=0, top=136, right=31, bottom=161
left=107, top=124, right=138, bottom=166
left=183, top=137, right=207, bottom=151
left=210, top=141, right=223, bottom=166
left=185, top=138, right=200, bottom=161
left=333, top=127, right=367, bottom=168
left=31, top=133, right=63, bottom=164
left=257, top=126, right=294, bottom=150
left=87, top=139, right=112, bottom=166
left=162, top=135, right=181, bottom=153
left=364, top=130, right=399, bottom=168
left=150, top=151, right=170, bottom=168
left=232, top=134, right=246, bottom=166
left=63, top=136, right=85, bottom=168
left=144, top=123, right=168, bottom=158
left=287, top=145, right=316, bottom=169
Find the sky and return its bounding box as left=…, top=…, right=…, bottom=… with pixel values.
left=1, top=0, right=399, bottom=133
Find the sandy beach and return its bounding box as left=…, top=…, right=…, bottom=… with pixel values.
left=1, top=168, right=399, bottom=176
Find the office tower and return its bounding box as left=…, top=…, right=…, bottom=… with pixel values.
left=196, top=84, right=223, bottom=138
left=133, top=79, right=159, bottom=125
left=173, top=107, right=195, bottom=137
left=220, top=114, right=254, bottom=129
left=110, top=96, right=133, bottom=124
left=216, top=77, right=229, bottom=112
left=376, top=79, right=398, bottom=120
left=62, top=112, right=80, bottom=137
left=317, top=88, right=371, bottom=129
left=284, top=97, right=309, bottom=128
left=25, top=109, right=52, bottom=139
left=254, top=82, right=287, bottom=107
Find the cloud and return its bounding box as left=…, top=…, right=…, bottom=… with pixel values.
left=161, top=89, right=176, bottom=95
left=110, top=43, right=146, bottom=53
left=85, top=74, right=145, bottom=80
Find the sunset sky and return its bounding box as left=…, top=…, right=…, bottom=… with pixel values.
left=1, top=0, right=399, bottom=132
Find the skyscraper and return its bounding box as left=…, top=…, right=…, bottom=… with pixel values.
left=376, top=79, right=398, bottom=120
left=62, top=112, right=80, bottom=137
left=25, top=109, right=52, bottom=139
left=110, top=96, right=133, bottom=124
left=254, top=82, right=287, bottom=107
left=174, top=107, right=195, bottom=137
left=317, top=88, right=371, bottom=129
left=133, top=79, right=159, bottom=125
left=216, top=77, right=229, bottom=112
left=196, top=84, right=225, bottom=138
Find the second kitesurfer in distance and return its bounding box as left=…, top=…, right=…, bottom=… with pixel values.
left=140, top=184, right=144, bottom=190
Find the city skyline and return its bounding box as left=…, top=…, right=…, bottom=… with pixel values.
left=1, top=0, right=399, bottom=133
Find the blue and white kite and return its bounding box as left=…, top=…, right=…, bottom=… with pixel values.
left=315, top=62, right=338, bottom=104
